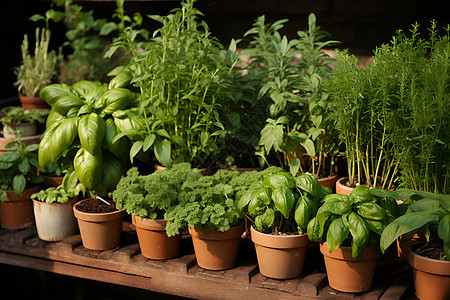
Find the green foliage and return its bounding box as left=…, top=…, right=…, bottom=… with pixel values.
left=377, top=188, right=450, bottom=260
left=243, top=14, right=340, bottom=177
left=14, top=28, right=62, bottom=97
left=38, top=76, right=135, bottom=196
left=0, top=107, right=48, bottom=124
left=307, top=185, right=401, bottom=259
left=0, top=141, right=43, bottom=202
left=31, top=171, right=85, bottom=204
left=239, top=171, right=331, bottom=234
left=105, top=0, right=228, bottom=168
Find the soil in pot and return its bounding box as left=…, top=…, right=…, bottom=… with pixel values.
left=320, top=242, right=380, bottom=293
left=132, top=215, right=181, bottom=260
left=73, top=198, right=125, bottom=250
left=250, top=226, right=310, bottom=279
left=408, top=244, right=450, bottom=300
left=189, top=224, right=244, bottom=271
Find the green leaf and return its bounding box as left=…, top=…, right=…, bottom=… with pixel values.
left=18, top=157, right=30, bottom=174
left=271, top=186, right=295, bottom=218
left=380, top=210, right=440, bottom=253
left=318, top=199, right=352, bottom=215
left=357, top=202, right=387, bottom=220
left=326, top=217, right=349, bottom=253
left=100, top=88, right=132, bottom=115
left=289, top=157, right=300, bottom=176
left=237, top=186, right=259, bottom=211
left=255, top=208, right=275, bottom=232
left=78, top=113, right=106, bottom=155
left=130, top=141, right=143, bottom=163
left=154, top=139, right=171, bottom=167
left=200, top=131, right=209, bottom=146
left=348, top=212, right=370, bottom=251
left=350, top=185, right=376, bottom=204
left=13, top=174, right=26, bottom=195
left=100, top=22, right=118, bottom=36
left=0, top=151, right=22, bottom=163
left=98, top=152, right=123, bottom=196
left=74, top=148, right=102, bottom=191
left=143, top=134, right=156, bottom=152
left=263, top=173, right=294, bottom=188
left=259, top=120, right=284, bottom=153
left=104, top=118, right=128, bottom=160
left=300, top=138, right=315, bottom=158
left=295, top=173, right=323, bottom=199
left=295, top=193, right=318, bottom=230
left=24, top=144, right=39, bottom=152
left=438, top=214, right=450, bottom=245
left=40, top=84, right=85, bottom=115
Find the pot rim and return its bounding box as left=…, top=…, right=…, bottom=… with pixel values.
left=4, top=185, right=41, bottom=201
left=250, top=225, right=309, bottom=249
left=188, top=223, right=244, bottom=240
left=73, top=198, right=125, bottom=222
left=320, top=242, right=380, bottom=261
left=33, top=198, right=78, bottom=206
left=132, top=214, right=168, bottom=231
left=408, top=245, right=450, bottom=276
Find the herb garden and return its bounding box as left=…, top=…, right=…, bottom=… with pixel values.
left=0, top=0, right=448, bottom=299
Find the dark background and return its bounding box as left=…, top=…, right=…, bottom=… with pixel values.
left=1, top=0, right=449, bottom=100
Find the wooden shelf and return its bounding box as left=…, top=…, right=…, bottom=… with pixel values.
left=0, top=224, right=416, bottom=299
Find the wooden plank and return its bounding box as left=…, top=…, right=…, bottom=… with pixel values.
left=110, top=243, right=141, bottom=263
left=54, top=235, right=82, bottom=256
left=298, top=271, right=328, bottom=296
left=165, top=253, right=196, bottom=273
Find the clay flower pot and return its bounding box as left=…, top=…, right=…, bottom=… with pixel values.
left=2, top=122, right=37, bottom=139
left=317, top=174, right=338, bottom=191
left=408, top=247, right=450, bottom=300
left=33, top=198, right=78, bottom=241
left=0, top=185, right=40, bottom=229
left=250, top=226, right=310, bottom=279
left=40, top=175, right=65, bottom=187
left=320, top=242, right=380, bottom=293
left=132, top=215, right=181, bottom=260
left=73, top=198, right=126, bottom=250
left=19, top=95, right=50, bottom=110
left=188, top=223, right=244, bottom=270
left=335, top=177, right=354, bottom=194
left=0, top=134, right=41, bottom=156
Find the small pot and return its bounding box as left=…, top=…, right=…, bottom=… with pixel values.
left=250, top=226, right=309, bottom=279
left=2, top=122, right=37, bottom=139
left=73, top=198, right=126, bottom=250
left=408, top=246, right=450, bottom=300
left=0, top=185, right=40, bottom=229
left=189, top=224, right=244, bottom=270
left=40, top=175, right=64, bottom=187
left=132, top=215, right=181, bottom=260
left=19, top=95, right=50, bottom=110
left=335, top=177, right=354, bottom=194
left=320, top=242, right=380, bottom=293
left=0, top=134, right=41, bottom=156
left=317, top=174, right=338, bottom=191
left=33, top=198, right=78, bottom=241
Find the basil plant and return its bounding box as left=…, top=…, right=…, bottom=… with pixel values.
left=238, top=172, right=332, bottom=234
left=38, top=71, right=136, bottom=196
left=307, top=185, right=403, bottom=259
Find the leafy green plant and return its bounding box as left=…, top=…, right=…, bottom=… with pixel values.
left=14, top=28, right=62, bottom=97
left=245, top=14, right=340, bottom=178
left=375, top=188, right=450, bottom=261
left=307, top=185, right=403, bottom=259
left=238, top=171, right=331, bottom=234
left=0, top=141, right=43, bottom=201
left=105, top=0, right=228, bottom=168
left=0, top=107, right=48, bottom=125
left=378, top=22, right=450, bottom=194
left=38, top=76, right=135, bottom=196
left=31, top=170, right=85, bottom=204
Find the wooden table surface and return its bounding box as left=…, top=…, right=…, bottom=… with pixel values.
left=0, top=222, right=417, bottom=299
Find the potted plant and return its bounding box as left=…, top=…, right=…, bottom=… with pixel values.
left=307, top=185, right=402, bottom=292
left=246, top=14, right=341, bottom=188
left=31, top=171, right=85, bottom=241
left=1, top=106, right=48, bottom=139
left=377, top=188, right=450, bottom=300
left=112, top=163, right=203, bottom=260
left=105, top=0, right=228, bottom=170
left=0, top=140, right=43, bottom=229
left=14, top=27, right=62, bottom=110
left=238, top=172, right=331, bottom=279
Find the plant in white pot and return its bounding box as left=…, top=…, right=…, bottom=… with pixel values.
left=1, top=106, right=48, bottom=139
left=238, top=172, right=331, bottom=279
left=31, top=171, right=85, bottom=241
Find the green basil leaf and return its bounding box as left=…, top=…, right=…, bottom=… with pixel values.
left=348, top=212, right=370, bottom=249
left=255, top=207, right=275, bottom=232
left=101, top=88, right=132, bottom=115
left=271, top=186, right=295, bottom=218
left=130, top=141, right=143, bottom=163
left=13, top=174, right=26, bottom=195
left=154, top=139, right=171, bottom=167
left=40, top=84, right=85, bottom=115
left=349, top=185, right=376, bottom=204
left=295, top=173, right=323, bottom=199
left=237, top=185, right=259, bottom=212
left=326, top=217, right=349, bottom=253
left=438, top=214, right=450, bottom=245
left=295, top=193, right=319, bottom=230
left=74, top=148, right=102, bottom=191
left=99, top=152, right=124, bottom=196
left=46, top=109, right=64, bottom=128
left=263, top=172, right=294, bottom=188
left=365, top=219, right=385, bottom=235
left=357, top=202, right=387, bottom=220
left=104, top=118, right=128, bottom=160
left=78, top=113, right=105, bottom=155
left=72, top=80, right=100, bottom=98
left=108, top=70, right=132, bottom=89
left=318, top=198, right=352, bottom=215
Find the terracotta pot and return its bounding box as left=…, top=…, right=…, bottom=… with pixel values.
left=0, top=134, right=41, bottom=156
left=19, top=95, right=50, bottom=110
left=155, top=164, right=210, bottom=176
left=40, top=175, right=64, bottom=187
left=73, top=199, right=126, bottom=250
left=0, top=185, right=40, bottom=229
left=2, top=122, right=37, bottom=139
left=320, top=242, right=380, bottom=293
left=408, top=247, right=450, bottom=300
left=250, top=226, right=310, bottom=279
left=317, top=174, right=338, bottom=191
left=132, top=215, right=181, bottom=260
left=33, top=198, right=78, bottom=241
left=396, top=233, right=422, bottom=262
left=335, top=177, right=354, bottom=194
left=188, top=224, right=244, bottom=270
